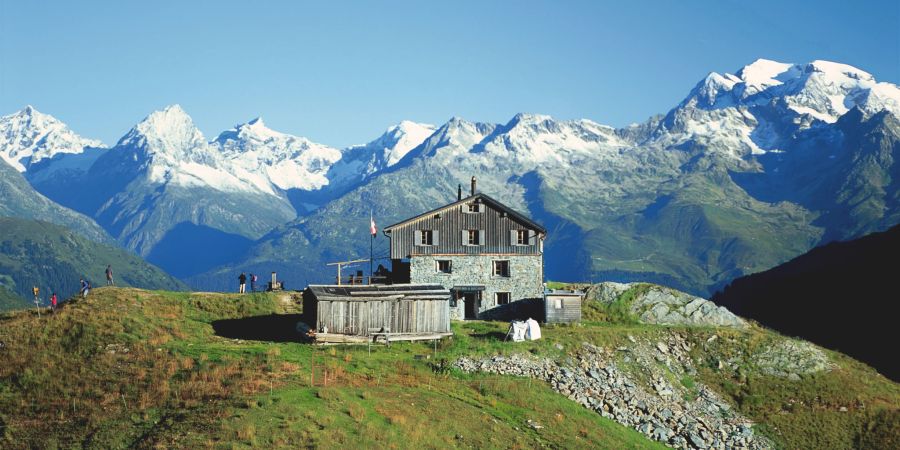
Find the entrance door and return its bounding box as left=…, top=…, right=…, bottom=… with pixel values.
left=464, top=292, right=479, bottom=319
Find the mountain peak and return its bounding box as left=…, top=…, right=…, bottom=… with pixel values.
left=121, top=105, right=205, bottom=155
left=0, top=106, right=103, bottom=171
left=510, top=112, right=554, bottom=125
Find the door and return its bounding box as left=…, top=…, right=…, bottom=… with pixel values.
left=464, top=292, right=480, bottom=319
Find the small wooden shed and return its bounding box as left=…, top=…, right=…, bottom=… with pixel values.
left=544, top=289, right=584, bottom=324
left=302, top=284, right=452, bottom=342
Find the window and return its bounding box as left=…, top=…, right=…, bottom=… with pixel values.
left=493, top=260, right=510, bottom=277
left=436, top=260, right=452, bottom=274
left=554, top=298, right=562, bottom=309
left=415, top=229, right=437, bottom=246
left=496, top=292, right=510, bottom=305
left=467, top=229, right=479, bottom=246
left=516, top=230, right=528, bottom=245
left=467, top=203, right=481, bottom=213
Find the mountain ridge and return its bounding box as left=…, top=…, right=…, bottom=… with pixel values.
left=2, top=58, right=898, bottom=296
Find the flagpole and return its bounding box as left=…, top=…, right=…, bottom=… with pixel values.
left=370, top=232, right=374, bottom=283
left=370, top=212, right=375, bottom=284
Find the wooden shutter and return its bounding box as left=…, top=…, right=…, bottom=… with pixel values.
left=478, top=230, right=485, bottom=246
left=528, top=230, right=537, bottom=245
left=414, top=230, right=422, bottom=246
left=510, top=230, right=518, bottom=246
left=461, top=230, right=468, bottom=246
left=432, top=230, right=440, bottom=246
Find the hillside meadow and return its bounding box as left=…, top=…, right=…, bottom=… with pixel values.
left=0, top=287, right=896, bottom=449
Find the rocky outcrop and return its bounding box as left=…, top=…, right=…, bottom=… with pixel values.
left=586, top=282, right=747, bottom=328
left=751, top=339, right=832, bottom=380
left=455, top=331, right=777, bottom=449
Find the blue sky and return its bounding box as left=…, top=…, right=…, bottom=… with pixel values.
left=1, top=0, right=898, bottom=147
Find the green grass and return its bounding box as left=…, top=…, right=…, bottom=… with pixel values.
left=0, top=287, right=897, bottom=449
left=688, top=327, right=900, bottom=450
left=0, top=287, right=664, bottom=449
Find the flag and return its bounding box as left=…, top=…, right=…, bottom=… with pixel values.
left=370, top=214, right=377, bottom=236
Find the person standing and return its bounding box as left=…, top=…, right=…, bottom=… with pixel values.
left=80, top=278, right=89, bottom=298
left=50, top=292, right=58, bottom=312
left=106, top=265, right=114, bottom=286
left=238, top=272, right=247, bottom=294
left=250, top=273, right=257, bottom=292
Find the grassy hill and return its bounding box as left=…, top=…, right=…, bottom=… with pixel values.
left=0, top=287, right=897, bottom=449
left=0, top=217, right=187, bottom=311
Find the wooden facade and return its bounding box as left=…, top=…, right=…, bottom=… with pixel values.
left=383, top=194, right=546, bottom=259
left=544, top=290, right=584, bottom=324
left=303, top=284, right=451, bottom=336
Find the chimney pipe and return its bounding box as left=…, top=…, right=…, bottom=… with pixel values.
left=471, top=176, right=477, bottom=196
left=457, top=184, right=462, bottom=200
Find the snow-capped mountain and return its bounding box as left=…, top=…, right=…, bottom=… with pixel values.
left=662, top=58, right=900, bottom=159
left=685, top=59, right=900, bottom=121
left=198, top=59, right=899, bottom=296
left=214, top=117, right=342, bottom=192
left=0, top=106, right=103, bottom=172
left=327, top=120, right=435, bottom=188
left=4, top=58, right=897, bottom=296
left=112, top=105, right=284, bottom=196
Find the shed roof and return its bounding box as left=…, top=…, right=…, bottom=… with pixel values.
left=382, top=193, right=547, bottom=234
left=305, top=284, right=450, bottom=302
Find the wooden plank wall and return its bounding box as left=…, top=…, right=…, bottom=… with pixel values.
left=389, top=201, right=540, bottom=259
left=316, top=299, right=451, bottom=336
left=545, top=296, right=582, bottom=323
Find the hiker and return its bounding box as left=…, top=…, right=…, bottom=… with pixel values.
left=32, top=286, right=40, bottom=303
left=80, top=278, right=89, bottom=298
left=250, top=273, right=258, bottom=292
left=238, top=272, right=247, bottom=294
left=106, top=264, right=114, bottom=286
left=50, top=292, right=58, bottom=311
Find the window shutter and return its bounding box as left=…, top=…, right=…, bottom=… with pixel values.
left=433, top=230, right=440, bottom=246
left=528, top=230, right=537, bottom=246
left=414, top=230, right=422, bottom=246
left=478, top=230, right=485, bottom=246
left=510, top=230, right=517, bottom=246
left=461, top=230, right=468, bottom=246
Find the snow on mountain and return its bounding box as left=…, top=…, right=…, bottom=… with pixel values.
left=115, top=105, right=275, bottom=195
left=668, top=59, right=900, bottom=160
left=326, top=120, right=435, bottom=188
left=683, top=58, right=900, bottom=122
left=492, top=113, right=625, bottom=165
left=0, top=106, right=103, bottom=172
left=214, top=117, right=342, bottom=191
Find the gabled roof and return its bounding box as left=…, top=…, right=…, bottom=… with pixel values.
left=383, top=193, right=547, bottom=234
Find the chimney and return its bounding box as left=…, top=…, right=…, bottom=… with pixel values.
left=470, top=176, right=477, bottom=196
left=457, top=184, right=462, bottom=200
